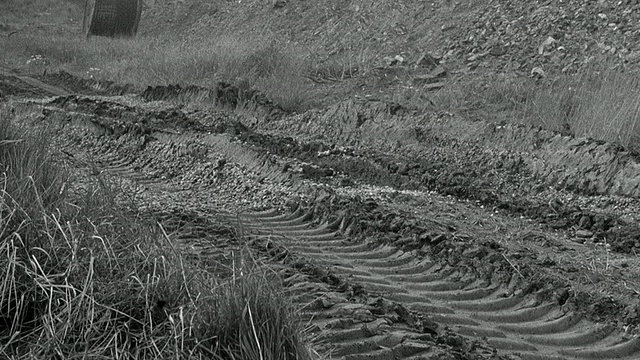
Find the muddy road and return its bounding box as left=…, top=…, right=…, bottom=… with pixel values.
left=3, top=69, right=640, bottom=360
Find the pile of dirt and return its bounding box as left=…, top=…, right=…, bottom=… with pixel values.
left=141, top=83, right=286, bottom=122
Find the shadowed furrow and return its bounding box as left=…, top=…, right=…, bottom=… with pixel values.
left=239, top=209, right=640, bottom=360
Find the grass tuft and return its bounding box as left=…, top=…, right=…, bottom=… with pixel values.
left=521, top=65, right=640, bottom=151
left=0, top=107, right=310, bottom=359
left=425, top=65, right=640, bottom=152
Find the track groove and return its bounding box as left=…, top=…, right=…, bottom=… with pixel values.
left=42, top=97, right=640, bottom=360
left=237, top=209, right=640, bottom=359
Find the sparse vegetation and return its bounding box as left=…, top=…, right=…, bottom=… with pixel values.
left=424, top=65, right=640, bottom=152
left=0, top=32, right=315, bottom=112
left=0, top=108, right=309, bottom=359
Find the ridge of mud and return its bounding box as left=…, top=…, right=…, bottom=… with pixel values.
left=282, top=195, right=640, bottom=327
left=140, top=82, right=286, bottom=122
left=0, top=73, right=47, bottom=98
left=233, top=205, right=640, bottom=359
left=0, top=71, right=70, bottom=98
left=0, top=69, right=134, bottom=98
left=43, top=93, right=640, bottom=255
left=252, top=99, right=640, bottom=254
left=260, top=99, right=640, bottom=198
left=37, top=93, right=640, bottom=259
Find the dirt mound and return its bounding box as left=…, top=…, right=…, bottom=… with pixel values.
left=0, top=73, right=48, bottom=98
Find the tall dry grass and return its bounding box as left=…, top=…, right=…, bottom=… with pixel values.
left=1, top=32, right=314, bottom=112
left=424, top=65, right=640, bottom=152
left=516, top=65, right=640, bottom=151
left=0, top=107, right=310, bottom=359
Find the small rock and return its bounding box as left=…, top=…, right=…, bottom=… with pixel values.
left=578, top=215, right=592, bottom=229
left=353, top=309, right=375, bottom=322
left=413, top=66, right=447, bottom=85
left=431, top=233, right=447, bottom=245
left=431, top=65, right=447, bottom=78
left=362, top=318, right=391, bottom=335
left=548, top=219, right=568, bottom=229
left=463, top=246, right=487, bottom=258
left=490, top=44, right=507, bottom=56
left=575, top=229, right=594, bottom=238
left=538, top=36, right=557, bottom=55
left=415, top=52, right=440, bottom=69
left=340, top=178, right=355, bottom=186
left=531, top=67, right=546, bottom=78
left=214, top=158, right=226, bottom=170
left=321, top=292, right=347, bottom=308
left=383, top=55, right=405, bottom=66
left=423, top=82, right=445, bottom=91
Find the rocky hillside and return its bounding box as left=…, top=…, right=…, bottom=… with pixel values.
left=144, top=0, right=640, bottom=76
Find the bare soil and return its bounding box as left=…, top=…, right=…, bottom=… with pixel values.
left=3, top=67, right=640, bottom=359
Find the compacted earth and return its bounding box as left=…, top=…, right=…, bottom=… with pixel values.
left=3, top=1, right=640, bottom=359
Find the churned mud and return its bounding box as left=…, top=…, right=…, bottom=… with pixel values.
left=3, top=71, right=640, bottom=360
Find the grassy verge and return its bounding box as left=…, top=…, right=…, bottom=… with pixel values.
left=0, top=32, right=314, bottom=112
left=424, top=65, right=640, bottom=152
left=0, top=107, right=309, bottom=359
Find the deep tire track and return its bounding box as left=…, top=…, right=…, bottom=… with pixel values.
left=32, top=95, right=640, bottom=359
left=70, top=126, right=640, bottom=359
left=236, top=209, right=640, bottom=360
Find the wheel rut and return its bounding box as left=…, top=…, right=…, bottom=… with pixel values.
left=13, top=93, right=640, bottom=359
left=234, top=209, right=640, bottom=360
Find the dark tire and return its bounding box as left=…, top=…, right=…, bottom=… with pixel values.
left=82, top=0, right=96, bottom=35
left=130, top=0, right=143, bottom=35
left=83, top=0, right=142, bottom=38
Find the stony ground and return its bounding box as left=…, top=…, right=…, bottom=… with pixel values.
left=3, top=65, right=640, bottom=359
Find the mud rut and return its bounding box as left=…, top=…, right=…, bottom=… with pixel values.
left=3, top=74, right=640, bottom=360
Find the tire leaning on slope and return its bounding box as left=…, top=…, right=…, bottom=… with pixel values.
left=83, top=0, right=142, bottom=37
